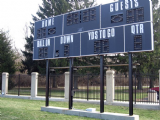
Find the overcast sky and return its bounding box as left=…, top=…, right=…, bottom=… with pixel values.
left=0, top=0, right=115, bottom=51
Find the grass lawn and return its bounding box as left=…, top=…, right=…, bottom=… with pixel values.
left=0, top=97, right=160, bottom=120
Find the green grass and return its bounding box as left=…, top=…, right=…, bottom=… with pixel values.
left=0, top=97, right=160, bottom=120
left=0, top=97, right=99, bottom=120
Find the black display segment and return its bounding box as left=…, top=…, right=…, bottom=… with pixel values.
left=67, top=12, right=79, bottom=26
left=94, top=41, right=101, bottom=54
left=136, top=7, right=144, bottom=22
left=38, top=47, right=48, bottom=59
left=94, top=40, right=109, bottom=54
left=55, top=50, right=59, bottom=57
left=102, top=40, right=109, bottom=53
left=127, top=7, right=144, bottom=24
left=41, top=28, right=46, bottom=38
left=37, top=29, right=41, bottom=39
left=111, top=14, right=123, bottom=23
left=134, top=35, right=142, bottom=50
left=90, top=8, right=96, bottom=21
left=83, top=8, right=96, bottom=22
left=64, top=44, right=70, bottom=57
left=83, top=9, right=89, bottom=22
left=48, top=27, right=56, bottom=35
left=37, top=28, right=46, bottom=39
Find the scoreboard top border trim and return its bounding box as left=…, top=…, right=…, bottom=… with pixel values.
left=34, top=0, right=152, bottom=23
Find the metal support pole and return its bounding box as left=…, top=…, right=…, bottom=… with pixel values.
left=100, top=55, right=104, bottom=113
left=18, top=74, right=20, bottom=96
left=129, top=53, right=133, bottom=116
left=45, top=59, right=50, bottom=107
left=134, top=73, right=136, bottom=104
left=87, top=75, right=89, bottom=101
left=69, top=58, right=73, bottom=109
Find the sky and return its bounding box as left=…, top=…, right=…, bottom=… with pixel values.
left=0, top=0, right=115, bottom=51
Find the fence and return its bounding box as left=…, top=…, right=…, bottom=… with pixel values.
left=2, top=72, right=160, bottom=105
left=7, top=74, right=31, bottom=96
left=38, top=74, right=65, bottom=98
left=73, top=74, right=106, bottom=100
left=114, top=73, right=159, bottom=104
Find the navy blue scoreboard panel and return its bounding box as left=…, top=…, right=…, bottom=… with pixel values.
left=33, top=0, right=153, bottom=60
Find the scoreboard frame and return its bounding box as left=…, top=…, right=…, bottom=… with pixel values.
left=33, top=0, right=153, bottom=60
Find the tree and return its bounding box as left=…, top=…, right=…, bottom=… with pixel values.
left=21, top=0, right=95, bottom=74
left=0, top=30, right=19, bottom=90
left=0, top=30, right=17, bottom=74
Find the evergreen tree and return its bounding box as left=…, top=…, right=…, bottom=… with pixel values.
left=0, top=30, right=17, bottom=74
left=21, top=0, right=95, bottom=74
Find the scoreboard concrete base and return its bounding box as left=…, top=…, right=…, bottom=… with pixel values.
left=41, top=106, right=139, bottom=120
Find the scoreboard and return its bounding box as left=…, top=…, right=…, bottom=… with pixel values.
left=33, top=0, right=153, bottom=60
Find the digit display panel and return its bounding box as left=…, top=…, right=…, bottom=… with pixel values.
left=54, top=33, right=81, bottom=58
left=64, top=6, right=100, bottom=34
left=34, top=15, right=63, bottom=40
left=125, top=22, right=153, bottom=52
left=33, top=38, right=54, bottom=59
left=33, top=0, right=153, bottom=60
left=101, top=0, right=151, bottom=28
left=81, top=26, right=124, bottom=56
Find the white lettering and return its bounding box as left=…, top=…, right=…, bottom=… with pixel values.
left=88, top=28, right=115, bottom=40
left=71, top=35, right=73, bottom=42
left=131, top=25, right=135, bottom=34
left=42, top=18, right=55, bottom=28
left=48, top=19, right=51, bottom=26
left=99, top=30, right=102, bottom=39
left=39, top=40, right=42, bottom=47
left=131, top=24, right=144, bottom=34
left=67, top=36, right=70, bottom=43
left=103, top=30, right=106, bottom=38
left=64, top=36, right=66, bottom=44
left=91, top=32, right=94, bottom=40
left=46, top=39, right=49, bottom=46
left=37, top=41, right=39, bottom=47
left=134, top=0, right=139, bottom=7
left=42, top=21, right=44, bottom=28
left=88, top=32, right=91, bottom=40
left=136, top=24, right=139, bottom=34
left=95, top=31, right=98, bottom=39
left=115, top=3, right=119, bottom=11
left=111, top=28, right=115, bottom=37
left=110, top=4, right=114, bottom=12
left=120, top=1, right=123, bottom=10
left=60, top=37, right=63, bottom=44
left=110, top=0, right=139, bottom=12
left=60, top=35, right=74, bottom=44
left=47, top=39, right=50, bottom=46
left=43, top=40, right=45, bottom=46
left=130, top=0, right=133, bottom=8
left=107, top=29, right=111, bottom=38
left=140, top=24, right=144, bottom=33
left=37, top=39, right=51, bottom=47
left=45, top=20, right=47, bottom=27
left=125, top=0, right=129, bottom=9
left=52, top=18, right=54, bottom=25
